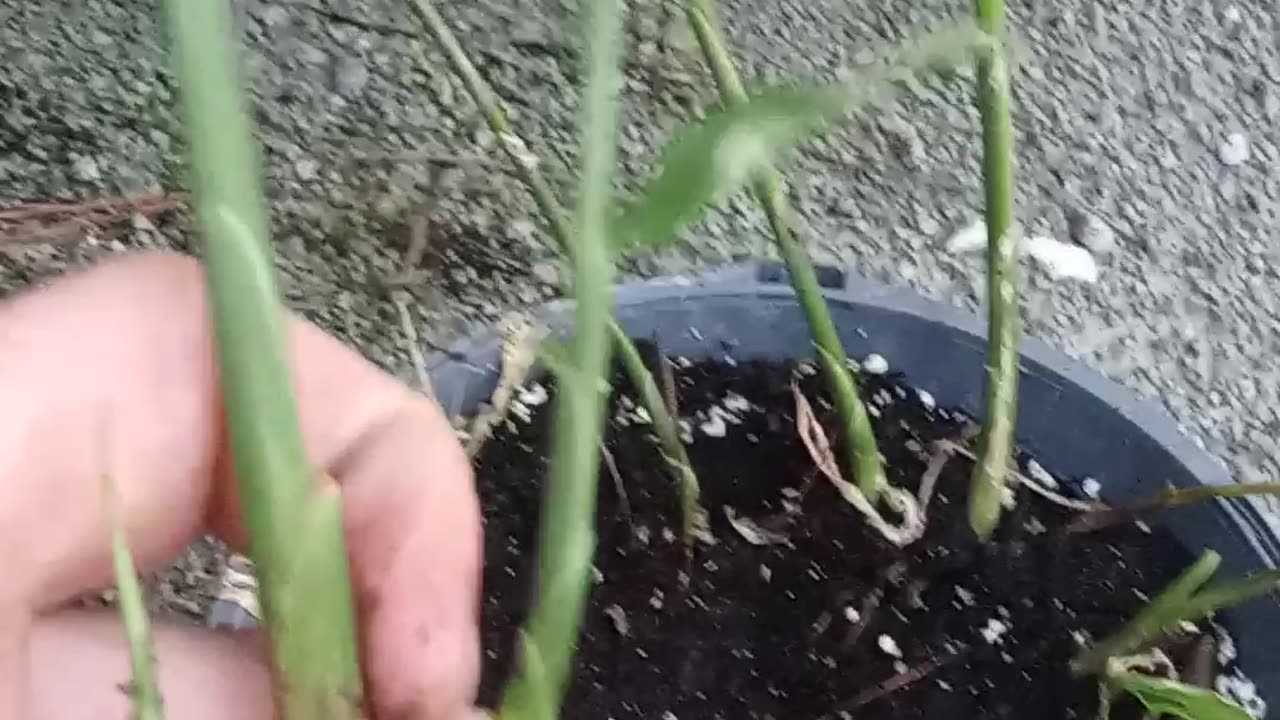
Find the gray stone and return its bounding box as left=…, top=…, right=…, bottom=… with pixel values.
left=294, top=158, right=320, bottom=182
left=333, top=57, right=370, bottom=98
left=70, top=155, right=101, bottom=182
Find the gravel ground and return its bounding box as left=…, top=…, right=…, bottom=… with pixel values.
left=2, top=0, right=1278, bottom=614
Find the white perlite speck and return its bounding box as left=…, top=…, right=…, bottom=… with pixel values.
left=517, top=382, right=548, bottom=407
left=1081, top=477, right=1102, bottom=499
left=1025, top=459, right=1059, bottom=489
left=877, top=634, right=903, bottom=658
left=980, top=618, right=1010, bottom=645
left=844, top=606, right=862, bottom=623
left=956, top=586, right=975, bottom=606
left=917, top=389, right=936, bottom=410
left=698, top=412, right=727, bottom=438
left=603, top=604, right=629, bottom=637
left=723, top=392, right=752, bottom=413
left=862, top=353, right=889, bottom=375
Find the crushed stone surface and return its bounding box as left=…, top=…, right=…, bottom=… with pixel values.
left=2, top=0, right=1278, bottom=609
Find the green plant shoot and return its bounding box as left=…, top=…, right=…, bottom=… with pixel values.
left=406, top=0, right=704, bottom=545
left=966, top=0, right=1022, bottom=540
left=496, top=0, right=624, bottom=714
left=1108, top=671, right=1250, bottom=720
left=165, top=1, right=362, bottom=718
left=1075, top=549, right=1280, bottom=675
left=105, top=475, right=164, bottom=720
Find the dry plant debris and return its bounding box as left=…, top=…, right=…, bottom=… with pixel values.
left=0, top=192, right=184, bottom=248
left=792, top=383, right=925, bottom=547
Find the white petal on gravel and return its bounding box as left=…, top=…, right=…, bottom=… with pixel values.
left=862, top=353, right=889, bottom=375
left=877, top=634, right=903, bottom=658
left=1024, top=235, right=1100, bottom=282
left=946, top=218, right=987, bottom=253
left=1219, top=132, right=1251, bottom=166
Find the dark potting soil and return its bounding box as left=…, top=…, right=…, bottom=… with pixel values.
left=473, top=358, right=1207, bottom=720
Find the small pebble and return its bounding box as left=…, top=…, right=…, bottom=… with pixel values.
left=917, top=389, right=935, bottom=410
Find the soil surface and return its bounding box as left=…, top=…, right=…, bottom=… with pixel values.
left=474, top=358, right=1211, bottom=719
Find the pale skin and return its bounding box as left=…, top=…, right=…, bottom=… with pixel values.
left=0, top=252, right=482, bottom=720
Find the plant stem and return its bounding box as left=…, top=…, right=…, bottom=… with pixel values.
left=966, top=0, right=1021, bottom=540
left=106, top=478, right=164, bottom=720
left=1175, top=570, right=1280, bottom=627
left=406, top=0, right=567, bottom=243
left=1067, top=482, right=1280, bottom=534
left=165, top=3, right=362, bottom=718
left=683, top=0, right=885, bottom=496
left=406, top=0, right=702, bottom=538
left=612, top=325, right=702, bottom=544
left=497, top=0, right=624, bottom=714
left=1072, top=550, right=1221, bottom=675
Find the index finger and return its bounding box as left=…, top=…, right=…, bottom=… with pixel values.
left=0, top=252, right=480, bottom=720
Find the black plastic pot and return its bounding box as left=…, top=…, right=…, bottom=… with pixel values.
left=430, top=259, right=1279, bottom=706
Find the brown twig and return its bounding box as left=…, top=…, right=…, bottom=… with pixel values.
left=840, top=651, right=962, bottom=711
left=917, top=441, right=951, bottom=514
left=600, top=442, right=632, bottom=523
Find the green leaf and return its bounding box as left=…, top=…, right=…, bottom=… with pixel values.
left=612, top=22, right=989, bottom=254
left=1112, top=673, right=1251, bottom=720
left=612, top=86, right=845, bottom=253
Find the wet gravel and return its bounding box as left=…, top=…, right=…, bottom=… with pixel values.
left=2, top=0, right=1279, bottom=600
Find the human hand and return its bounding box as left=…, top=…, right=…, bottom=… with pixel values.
left=0, top=252, right=481, bottom=720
